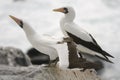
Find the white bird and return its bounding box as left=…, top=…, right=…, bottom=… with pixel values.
left=9, top=15, right=71, bottom=68
left=9, top=15, right=60, bottom=63
left=53, top=7, right=114, bottom=63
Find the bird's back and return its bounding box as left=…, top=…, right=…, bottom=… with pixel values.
left=26, top=34, right=58, bottom=60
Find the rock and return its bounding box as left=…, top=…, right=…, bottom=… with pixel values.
left=27, top=48, right=50, bottom=65
left=0, top=65, right=101, bottom=80
left=0, top=76, right=34, bottom=80
left=0, top=48, right=9, bottom=65
left=0, top=47, right=31, bottom=66
left=82, top=54, right=104, bottom=71
left=0, top=46, right=101, bottom=80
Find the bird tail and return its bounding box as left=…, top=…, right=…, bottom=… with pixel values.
left=96, top=50, right=114, bottom=63
left=102, top=50, right=114, bottom=58
left=95, top=55, right=113, bottom=63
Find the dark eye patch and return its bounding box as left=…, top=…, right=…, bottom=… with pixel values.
left=63, top=7, right=68, bottom=14
left=20, top=21, right=23, bottom=28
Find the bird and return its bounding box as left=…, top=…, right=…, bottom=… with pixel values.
left=53, top=6, right=114, bottom=63
left=9, top=15, right=61, bottom=64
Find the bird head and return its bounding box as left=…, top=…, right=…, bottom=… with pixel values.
left=9, top=15, right=23, bottom=28
left=53, top=7, right=74, bottom=14
left=53, top=7, right=75, bottom=22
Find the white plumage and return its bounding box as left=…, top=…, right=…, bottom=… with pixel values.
left=9, top=15, right=69, bottom=68
left=21, top=22, right=60, bottom=61
left=53, top=7, right=114, bottom=63
left=62, top=23, right=94, bottom=42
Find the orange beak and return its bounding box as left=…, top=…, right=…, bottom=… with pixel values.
left=9, top=15, right=22, bottom=26
left=53, top=8, right=65, bottom=13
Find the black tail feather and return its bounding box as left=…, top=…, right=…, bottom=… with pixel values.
left=102, top=50, right=114, bottom=58
left=95, top=55, right=113, bottom=63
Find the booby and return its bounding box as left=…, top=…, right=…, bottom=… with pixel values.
left=9, top=15, right=74, bottom=68
left=9, top=15, right=61, bottom=63
left=53, top=7, right=114, bottom=63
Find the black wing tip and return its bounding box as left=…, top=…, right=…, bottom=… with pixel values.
left=103, top=51, right=114, bottom=58
left=110, top=55, right=114, bottom=58
left=89, top=34, right=114, bottom=59
left=95, top=55, right=114, bottom=63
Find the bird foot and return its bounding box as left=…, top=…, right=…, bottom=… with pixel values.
left=63, top=37, right=73, bottom=43
left=57, top=37, right=73, bottom=44
left=80, top=68, right=88, bottom=72
left=57, top=41, right=64, bottom=44
left=47, top=57, right=59, bottom=67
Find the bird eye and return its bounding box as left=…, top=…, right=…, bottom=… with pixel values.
left=20, top=21, right=23, bottom=28
left=63, top=8, right=68, bottom=14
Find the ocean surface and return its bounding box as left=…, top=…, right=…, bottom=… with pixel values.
left=0, top=0, right=120, bottom=79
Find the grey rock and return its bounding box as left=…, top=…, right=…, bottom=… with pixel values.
left=0, top=47, right=31, bottom=66
left=0, top=76, right=34, bottom=80
left=0, top=65, right=100, bottom=80
left=0, top=46, right=100, bottom=80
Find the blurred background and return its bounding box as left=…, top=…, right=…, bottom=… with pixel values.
left=0, top=0, right=120, bottom=79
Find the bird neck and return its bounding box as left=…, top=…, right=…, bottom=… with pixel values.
left=62, top=12, right=75, bottom=23
left=60, top=12, right=75, bottom=29
left=23, top=23, right=36, bottom=36
left=60, top=13, right=75, bottom=37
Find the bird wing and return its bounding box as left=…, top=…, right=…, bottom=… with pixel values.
left=64, top=23, right=105, bottom=53
left=64, top=23, right=114, bottom=58
left=64, top=23, right=97, bottom=45
left=35, top=34, right=62, bottom=46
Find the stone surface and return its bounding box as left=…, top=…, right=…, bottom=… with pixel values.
left=0, top=47, right=31, bottom=66
left=0, top=46, right=101, bottom=80
left=0, top=65, right=101, bottom=80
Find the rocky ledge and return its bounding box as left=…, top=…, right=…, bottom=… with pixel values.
left=0, top=46, right=102, bottom=80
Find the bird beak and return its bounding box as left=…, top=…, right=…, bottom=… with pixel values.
left=9, top=15, right=22, bottom=27
left=53, top=8, right=64, bottom=13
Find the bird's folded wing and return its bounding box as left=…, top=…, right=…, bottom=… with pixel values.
left=64, top=23, right=95, bottom=43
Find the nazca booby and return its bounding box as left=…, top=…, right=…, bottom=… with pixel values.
left=9, top=15, right=60, bottom=63
left=9, top=15, right=72, bottom=68
left=53, top=7, right=114, bottom=63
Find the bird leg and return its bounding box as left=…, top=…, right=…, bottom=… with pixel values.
left=48, top=57, right=59, bottom=67
left=52, top=57, right=59, bottom=66
left=63, top=37, right=73, bottom=43
left=57, top=41, right=64, bottom=44
left=57, top=37, right=73, bottom=44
